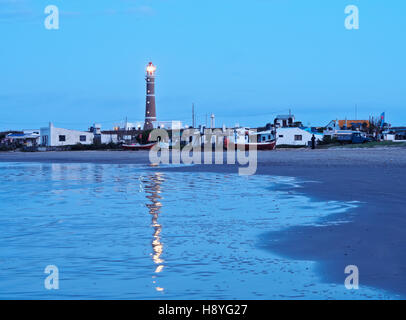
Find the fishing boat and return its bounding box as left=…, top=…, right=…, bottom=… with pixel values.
left=237, top=140, right=276, bottom=151
left=224, top=129, right=276, bottom=151
left=122, top=142, right=156, bottom=150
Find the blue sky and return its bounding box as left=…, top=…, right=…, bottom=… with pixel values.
left=1, top=0, right=405, bottom=130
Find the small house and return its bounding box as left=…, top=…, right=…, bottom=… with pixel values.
left=40, top=123, right=94, bottom=147
left=382, top=127, right=406, bottom=142
left=5, top=130, right=40, bottom=147
left=276, top=127, right=323, bottom=146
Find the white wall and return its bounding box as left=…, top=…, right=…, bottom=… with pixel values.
left=40, top=126, right=50, bottom=146
left=384, top=134, right=396, bottom=141
left=276, top=127, right=322, bottom=146
left=40, top=123, right=94, bottom=146
left=153, top=120, right=183, bottom=130
left=101, top=133, right=118, bottom=144
left=384, top=133, right=406, bottom=142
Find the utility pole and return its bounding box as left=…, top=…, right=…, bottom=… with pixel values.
left=355, top=104, right=358, bottom=120
left=192, top=103, right=195, bottom=128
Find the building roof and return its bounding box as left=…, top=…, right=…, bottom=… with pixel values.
left=386, top=128, right=406, bottom=134
left=338, top=120, right=370, bottom=128
left=277, top=127, right=323, bottom=135
left=6, top=133, right=39, bottom=139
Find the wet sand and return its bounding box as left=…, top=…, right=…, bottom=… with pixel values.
left=1, top=148, right=406, bottom=297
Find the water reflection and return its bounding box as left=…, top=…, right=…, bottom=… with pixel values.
left=0, top=163, right=392, bottom=299
left=144, top=172, right=165, bottom=292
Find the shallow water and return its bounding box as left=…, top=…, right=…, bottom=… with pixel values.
left=0, top=162, right=396, bottom=299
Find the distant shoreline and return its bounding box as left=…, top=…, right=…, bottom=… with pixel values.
left=1, top=147, right=406, bottom=163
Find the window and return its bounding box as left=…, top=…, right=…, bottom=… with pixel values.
left=59, top=135, right=66, bottom=142
left=294, top=135, right=302, bottom=141
left=80, top=135, right=86, bottom=142
left=279, top=135, right=284, bottom=138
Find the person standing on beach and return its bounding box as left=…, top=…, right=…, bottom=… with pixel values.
left=311, top=134, right=316, bottom=149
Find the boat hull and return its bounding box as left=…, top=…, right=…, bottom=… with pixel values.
left=122, top=143, right=156, bottom=151
left=226, top=140, right=276, bottom=151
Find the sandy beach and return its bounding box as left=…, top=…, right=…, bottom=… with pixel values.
left=1, top=148, right=406, bottom=297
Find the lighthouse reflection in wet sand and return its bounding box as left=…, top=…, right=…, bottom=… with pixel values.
left=144, top=62, right=157, bottom=130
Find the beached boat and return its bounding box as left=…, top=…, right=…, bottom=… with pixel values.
left=122, top=143, right=156, bottom=150
left=224, top=129, right=277, bottom=151
left=236, top=140, right=276, bottom=151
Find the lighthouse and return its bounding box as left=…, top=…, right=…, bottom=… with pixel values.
left=144, top=62, right=157, bottom=130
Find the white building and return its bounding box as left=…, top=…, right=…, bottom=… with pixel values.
left=113, top=120, right=183, bottom=131
left=152, top=120, right=183, bottom=130
left=40, top=123, right=94, bottom=147
left=123, top=120, right=143, bottom=131
left=91, top=124, right=119, bottom=144
left=323, top=120, right=341, bottom=137
left=100, top=133, right=119, bottom=144
left=382, top=128, right=406, bottom=142
left=276, top=127, right=323, bottom=146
